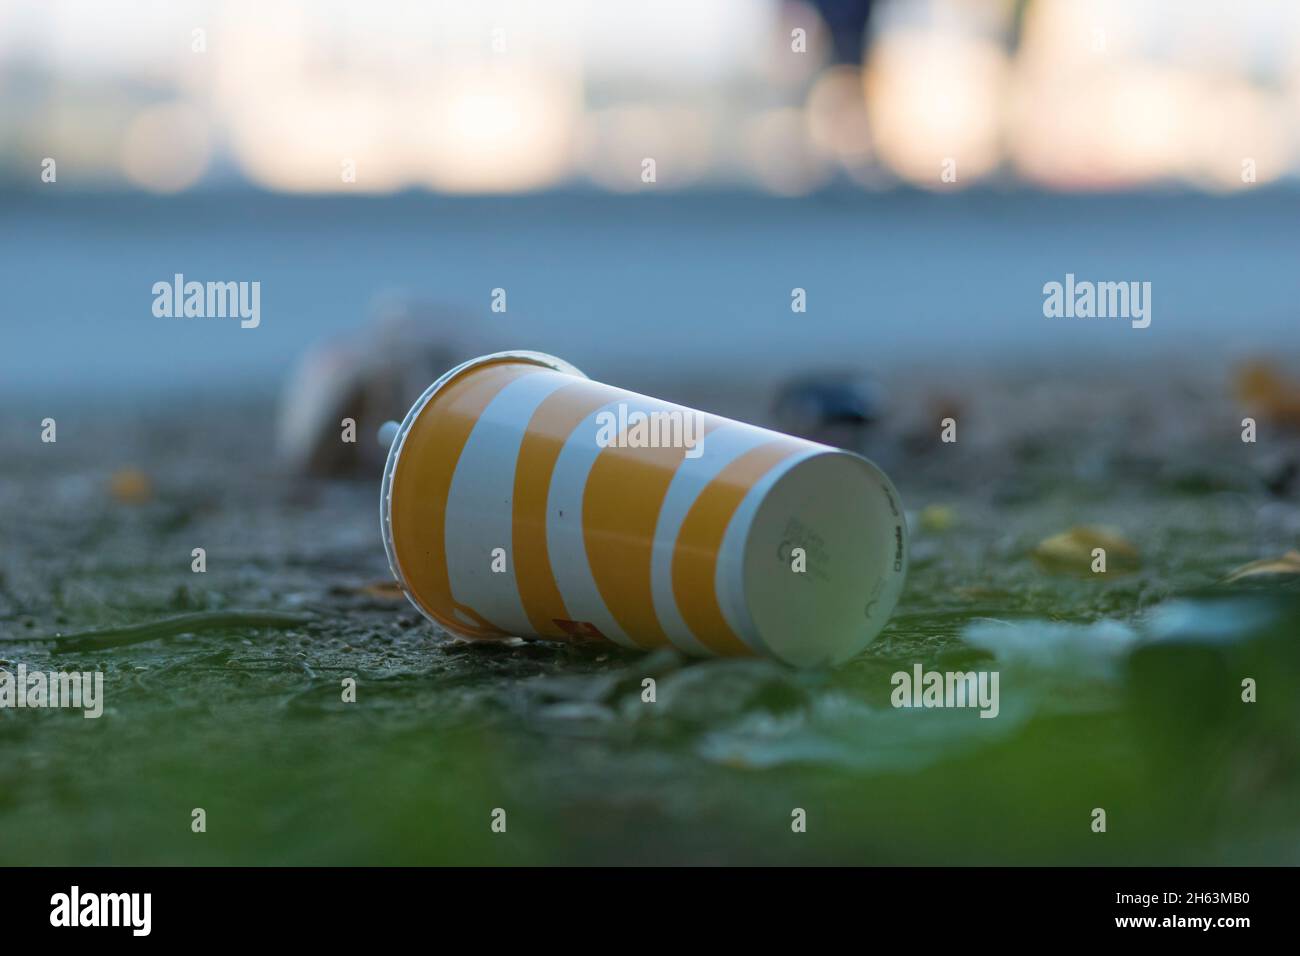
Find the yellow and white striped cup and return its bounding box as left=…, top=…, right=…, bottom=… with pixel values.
left=380, top=351, right=907, bottom=667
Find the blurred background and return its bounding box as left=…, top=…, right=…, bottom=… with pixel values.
left=3, top=0, right=1300, bottom=395
left=7, top=0, right=1300, bottom=194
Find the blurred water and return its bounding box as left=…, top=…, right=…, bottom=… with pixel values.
left=2, top=187, right=1297, bottom=398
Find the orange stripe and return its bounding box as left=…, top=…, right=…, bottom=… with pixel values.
left=583, top=419, right=717, bottom=649
left=390, top=359, right=539, bottom=638
left=672, top=441, right=803, bottom=656
left=512, top=381, right=620, bottom=639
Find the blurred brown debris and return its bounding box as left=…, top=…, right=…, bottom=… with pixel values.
left=109, top=467, right=153, bottom=504
left=1235, top=360, right=1300, bottom=428
left=276, top=298, right=500, bottom=478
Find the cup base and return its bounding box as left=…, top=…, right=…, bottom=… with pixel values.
left=739, top=451, right=908, bottom=667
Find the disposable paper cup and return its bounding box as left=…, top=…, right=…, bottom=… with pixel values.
left=381, top=351, right=907, bottom=666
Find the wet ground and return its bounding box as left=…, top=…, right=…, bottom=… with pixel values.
left=2, top=360, right=1299, bottom=865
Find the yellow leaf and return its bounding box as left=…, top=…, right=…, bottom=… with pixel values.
left=918, top=504, right=956, bottom=533
left=1032, top=526, right=1139, bottom=575
left=1222, top=550, right=1300, bottom=583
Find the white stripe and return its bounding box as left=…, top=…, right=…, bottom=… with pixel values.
left=651, top=423, right=777, bottom=655
left=716, top=446, right=823, bottom=655
left=444, top=370, right=572, bottom=636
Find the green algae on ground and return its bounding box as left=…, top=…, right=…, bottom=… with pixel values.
left=2, top=374, right=1298, bottom=865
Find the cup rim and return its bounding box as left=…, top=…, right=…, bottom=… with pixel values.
left=379, top=350, right=587, bottom=634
